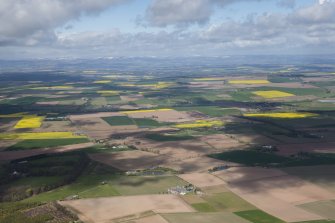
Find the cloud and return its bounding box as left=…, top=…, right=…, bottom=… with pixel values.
left=0, top=0, right=130, bottom=45
left=144, top=0, right=212, bottom=27
left=291, top=1, right=335, bottom=23
left=144, top=0, right=264, bottom=27
left=53, top=1, right=335, bottom=57
left=1, top=0, right=335, bottom=58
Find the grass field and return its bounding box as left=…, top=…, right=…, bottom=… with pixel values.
left=203, top=192, right=256, bottom=212
left=0, top=202, right=55, bottom=223
left=6, top=138, right=89, bottom=151
left=190, top=203, right=216, bottom=212
left=102, top=116, right=135, bottom=126
left=209, top=150, right=335, bottom=167
left=209, top=150, right=290, bottom=166
left=25, top=162, right=187, bottom=202
left=145, top=133, right=194, bottom=141
left=299, top=200, right=335, bottom=219
left=234, top=210, right=285, bottom=223
left=133, top=118, right=164, bottom=127
left=229, top=91, right=254, bottom=101
left=7, top=176, right=63, bottom=188
left=175, top=106, right=241, bottom=117
left=162, top=212, right=251, bottom=223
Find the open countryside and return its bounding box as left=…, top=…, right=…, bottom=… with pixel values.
left=1, top=1, right=335, bottom=223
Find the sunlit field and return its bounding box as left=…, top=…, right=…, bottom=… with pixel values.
left=121, top=108, right=173, bottom=114
left=97, top=90, right=120, bottom=96
left=14, top=115, right=44, bottom=129
left=31, top=86, right=74, bottom=90
left=253, top=90, right=295, bottom=98
left=0, top=132, right=87, bottom=140
left=93, top=80, right=112, bottom=84
left=193, top=77, right=225, bottom=81
left=244, top=112, right=318, bottom=118
left=175, top=120, right=223, bottom=129
left=229, top=80, right=270, bottom=84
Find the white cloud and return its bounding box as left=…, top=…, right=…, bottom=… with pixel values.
left=0, top=0, right=130, bottom=45
left=144, top=0, right=265, bottom=27
left=1, top=0, right=335, bottom=58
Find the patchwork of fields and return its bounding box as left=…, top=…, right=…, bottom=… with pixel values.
left=0, top=63, right=335, bottom=223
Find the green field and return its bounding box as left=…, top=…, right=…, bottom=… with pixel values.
left=24, top=162, right=187, bottom=202
left=102, top=116, right=135, bottom=126
left=175, top=106, right=241, bottom=117
left=133, top=118, right=165, bottom=127
left=299, top=200, right=335, bottom=219
left=162, top=212, right=251, bottom=223
left=0, top=202, right=54, bottom=223
left=209, top=150, right=289, bottom=166
left=209, top=150, right=335, bottom=167
left=191, top=203, right=216, bottom=212
left=203, top=192, right=256, bottom=212
left=6, top=138, right=89, bottom=151
left=234, top=210, right=285, bottom=223
left=145, top=133, right=194, bottom=141
left=102, top=116, right=166, bottom=128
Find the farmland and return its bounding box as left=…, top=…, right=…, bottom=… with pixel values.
left=244, top=112, right=318, bottom=118
left=0, top=58, right=335, bottom=222
left=14, top=115, right=44, bottom=129
left=0, top=132, right=87, bottom=140
left=252, top=90, right=295, bottom=98
left=229, top=80, right=270, bottom=84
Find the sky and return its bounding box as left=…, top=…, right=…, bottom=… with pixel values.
left=0, top=0, right=334, bottom=59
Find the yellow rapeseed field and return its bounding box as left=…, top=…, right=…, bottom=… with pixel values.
left=175, top=120, right=224, bottom=129
left=253, top=90, right=295, bottom=98
left=193, top=77, right=225, bottom=81
left=0, top=132, right=87, bottom=140
left=93, top=80, right=112, bottom=84
left=14, top=115, right=45, bottom=129
left=122, top=108, right=173, bottom=114
left=244, top=112, right=317, bottom=118
left=229, top=80, right=270, bottom=84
